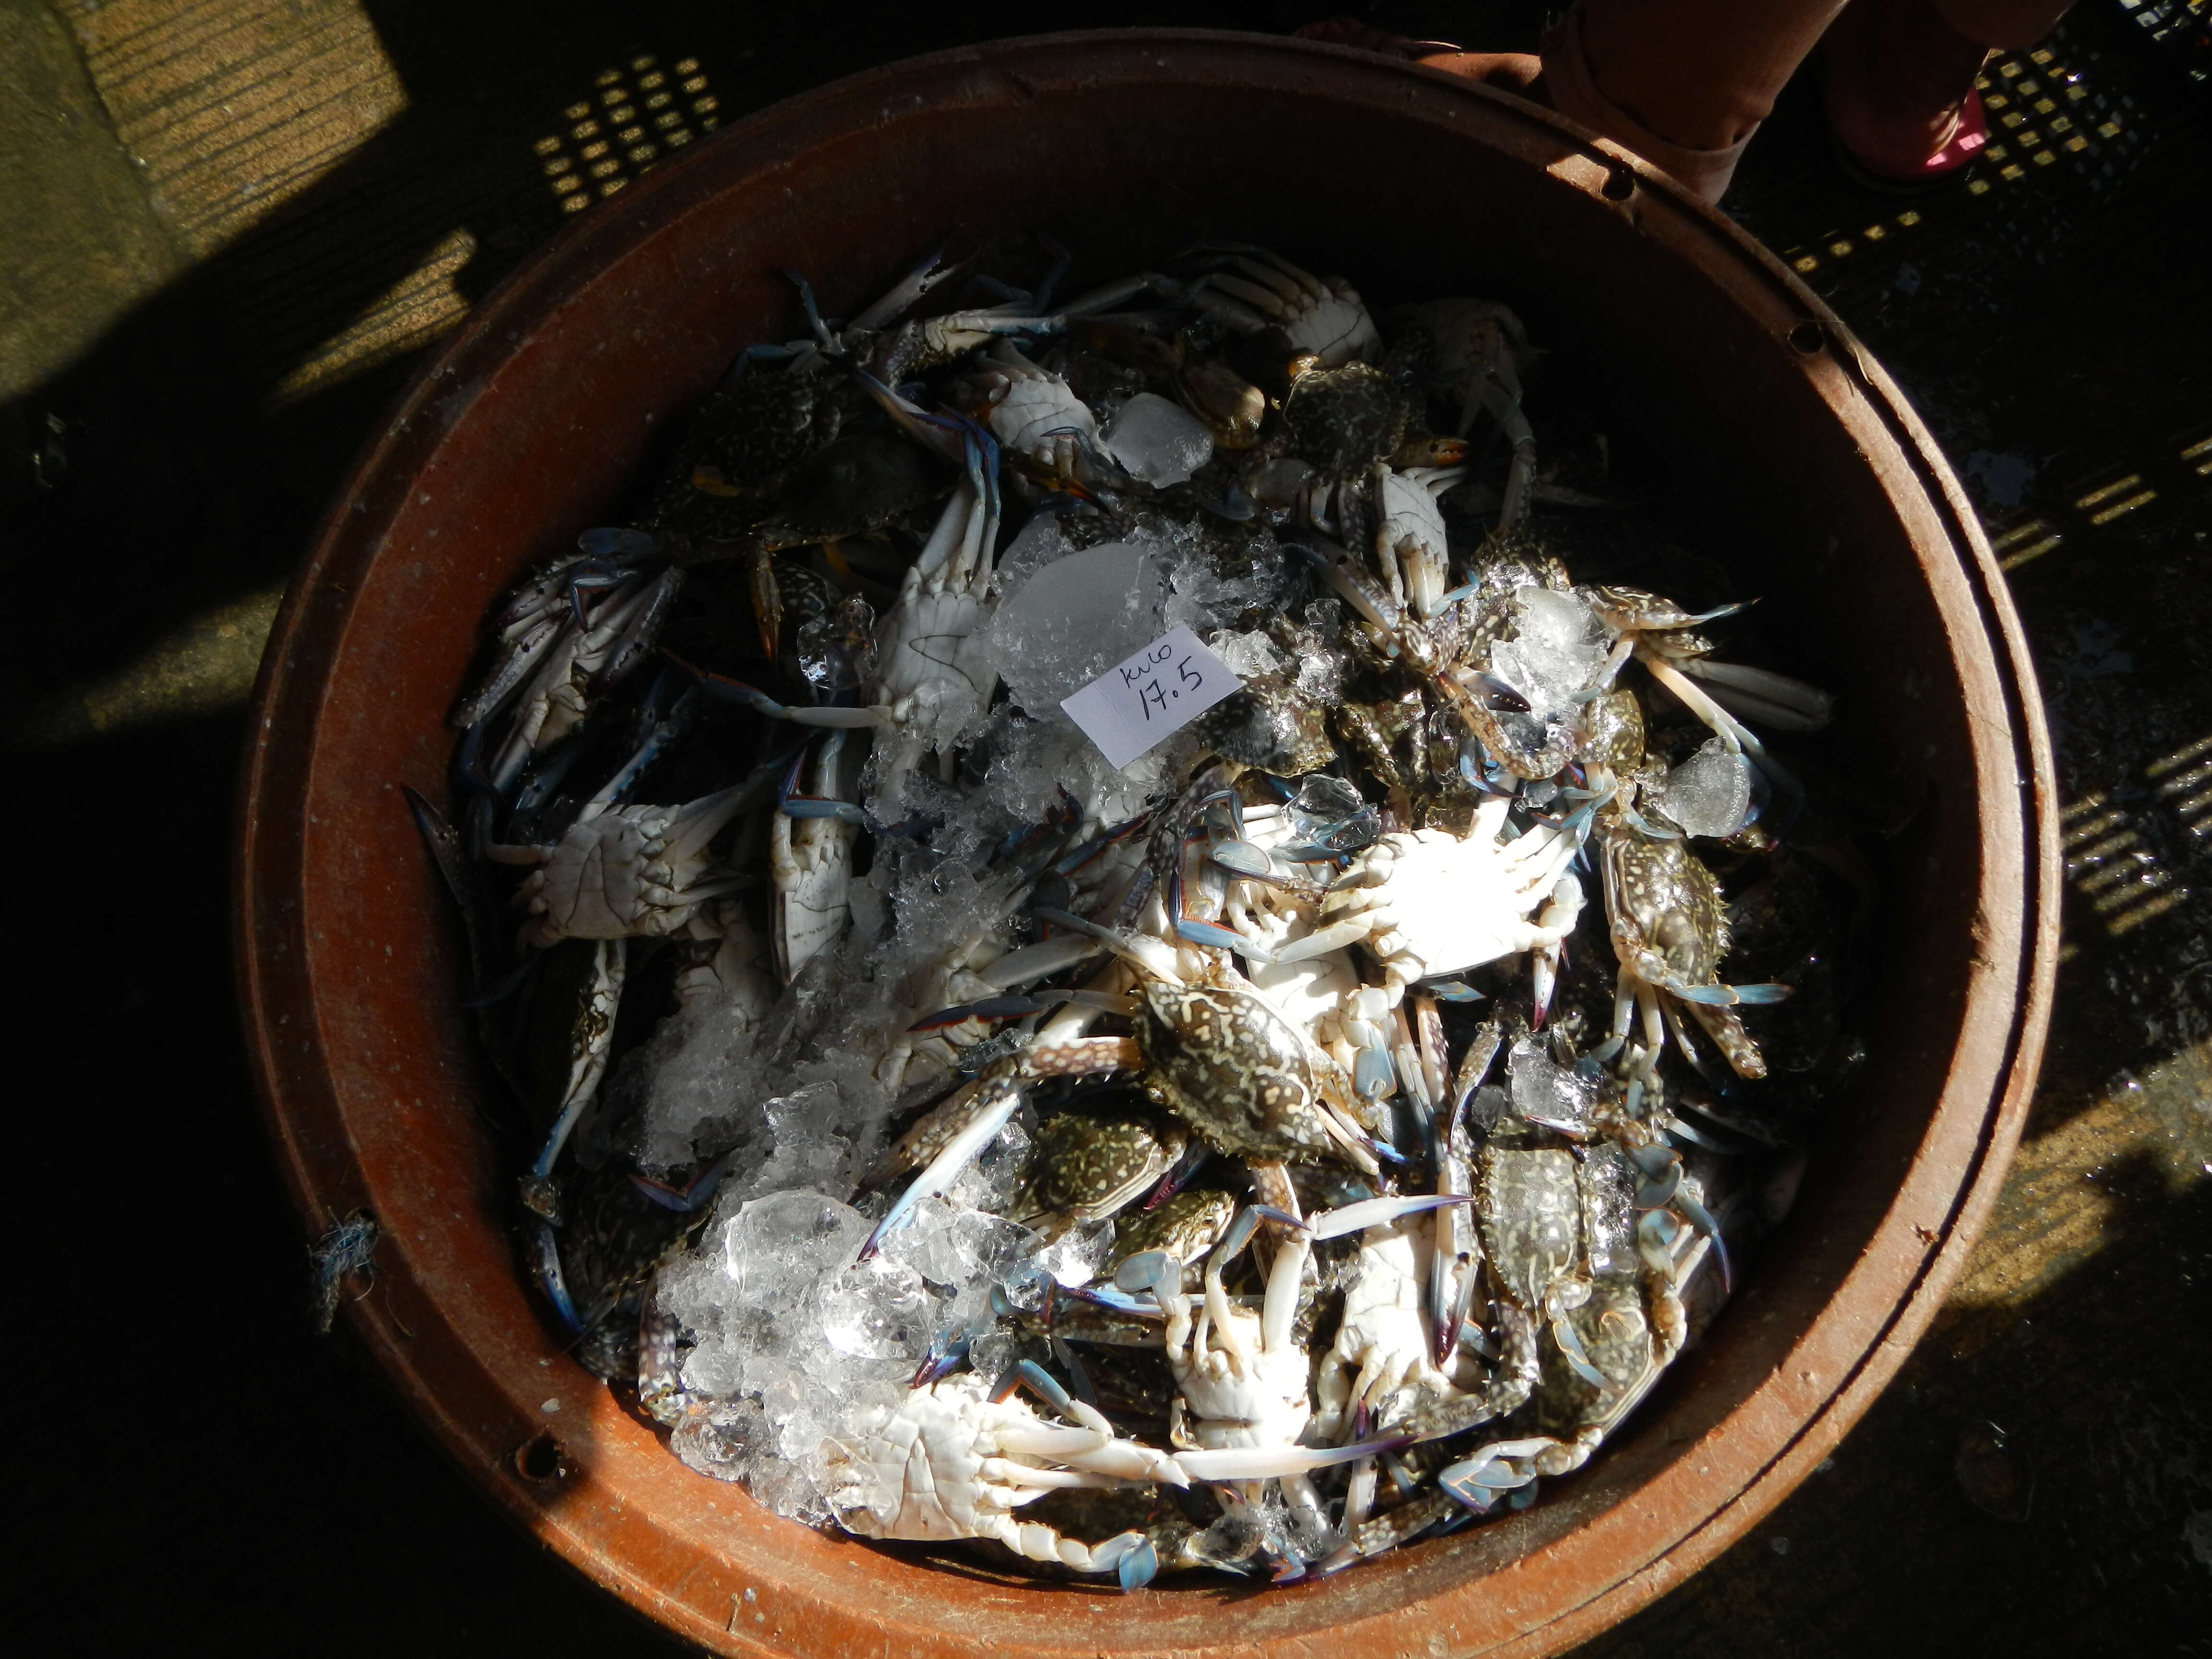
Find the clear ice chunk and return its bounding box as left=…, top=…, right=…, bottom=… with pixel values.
left=967, top=1327, right=1020, bottom=1382
left=1104, top=392, right=1214, bottom=486
left=1654, top=738, right=1754, bottom=839
left=717, top=1186, right=865, bottom=1311
left=1491, top=586, right=1609, bottom=718
left=1030, top=1215, right=1117, bottom=1287
left=817, top=1253, right=939, bottom=1371
left=1210, top=628, right=1290, bottom=681
left=1507, top=1034, right=1601, bottom=1131
left=984, top=542, right=1168, bottom=720
left=1163, top=531, right=1293, bottom=637
left=994, top=507, right=1076, bottom=592
left=672, top=1396, right=770, bottom=1484
left=663, top=1187, right=875, bottom=1401
left=946, top=1117, right=1033, bottom=1215
left=885, top=1196, right=1043, bottom=1338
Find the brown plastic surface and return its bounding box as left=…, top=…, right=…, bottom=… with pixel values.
left=235, top=31, right=2060, bottom=1658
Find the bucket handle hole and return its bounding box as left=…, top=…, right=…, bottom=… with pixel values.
left=1600, top=166, right=1636, bottom=201
left=1788, top=320, right=1827, bottom=355
left=516, top=1431, right=569, bottom=1483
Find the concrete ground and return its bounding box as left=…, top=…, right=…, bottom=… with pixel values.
left=3, top=2, right=2209, bottom=1654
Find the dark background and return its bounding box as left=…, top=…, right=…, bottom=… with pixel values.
left=3, top=2, right=2210, bottom=1653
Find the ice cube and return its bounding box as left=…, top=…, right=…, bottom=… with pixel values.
left=1030, top=1215, right=1117, bottom=1287
left=718, top=1187, right=866, bottom=1312
left=671, top=1396, right=769, bottom=1484
left=1654, top=738, right=1754, bottom=839
left=1507, top=1034, right=1600, bottom=1131
left=1163, top=532, right=1293, bottom=637
left=984, top=542, right=1168, bottom=719
left=1209, top=628, right=1290, bottom=681
left=994, top=507, right=1076, bottom=591
left=726, top=1084, right=850, bottom=1208
left=817, top=1253, right=939, bottom=1373
left=889, top=1198, right=1041, bottom=1292
left=967, top=1327, right=1020, bottom=1383
left=1103, top=392, right=1214, bottom=486
left=946, top=1117, right=1033, bottom=1214
left=1491, top=586, right=1609, bottom=718
left=746, top=1442, right=833, bottom=1525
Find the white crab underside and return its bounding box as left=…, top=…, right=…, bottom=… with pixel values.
left=1332, top=800, right=1578, bottom=979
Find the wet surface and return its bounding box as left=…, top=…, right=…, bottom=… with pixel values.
left=3, top=1, right=2210, bottom=1653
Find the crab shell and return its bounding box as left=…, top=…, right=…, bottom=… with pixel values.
left=969, top=340, right=1097, bottom=464
left=1106, top=1189, right=1238, bottom=1285
left=1316, top=800, right=1579, bottom=993
left=1478, top=1116, right=1585, bottom=1314
left=517, top=806, right=718, bottom=948
left=822, top=1373, right=1180, bottom=1571
left=1312, top=1213, right=1490, bottom=1438
left=1599, top=829, right=1767, bottom=1077
left=1135, top=977, right=1364, bottom=1168
left=1024, top=1111, right=1189, bottom=1230
left=1394, top=297, right=1533, bottom=397
left=1169, top=1303, right=1315, bottom=1454
left=1374, top=465, right=1459, bottom=619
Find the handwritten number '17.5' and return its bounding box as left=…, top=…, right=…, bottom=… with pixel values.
left=1138, top=656, right=1204, bottom=721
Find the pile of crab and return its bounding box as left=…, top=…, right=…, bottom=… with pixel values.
left=418, top=237, right=1868, bottom=1589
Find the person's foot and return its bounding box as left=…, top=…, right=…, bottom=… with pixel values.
left=1292, top=14, right=1548, bottom=101
left=1820, top=0, right=1993, bottom=184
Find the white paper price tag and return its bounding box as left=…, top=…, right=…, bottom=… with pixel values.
left=1060, top=625, right=1242, bottom=770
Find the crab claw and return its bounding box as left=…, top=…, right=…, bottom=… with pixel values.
left=1636, top=1209, right=1682, bottom=1275
left=1302, top=1192, right=1473, bottom=1242
left=1144, top=1137, right=1213, bottom=1210
left=1117, top=1536, right=1159, bottom=1592
left=859, top=1070, right=1022, bottom=1260
left=1177, top=1434, right=1411, bottom=1485
left=841, top=361, right=974, bottom=466
left=1440, top=1438, right=1554, bottom=1510
left=1113, top=1249, right=1180, bottom=1298
left=1008, top=1358, right=1117, bottom=1435
left=849, top=241, right=958, bottom=331
left=748, top=544, right=783, bottom=661
left=905, top=993, right=1054, bottom=1033
left=528, top=1219, right=583, bottom=1335
left=1673, top=1188, right=1733, bottom=1295
left=1548, top=1298, right=1611, bottom=1389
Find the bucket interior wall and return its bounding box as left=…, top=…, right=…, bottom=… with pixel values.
left=246, top=34, right=2042, bottom=1659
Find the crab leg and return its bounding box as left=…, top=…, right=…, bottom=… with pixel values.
left=517, top=938, right=625, bottom=1216
left=848, top=241, right=961, bottom=331
left=1527, top=874, right=1586, bottom=1029
left=1677, top=657, right=1836, bottom=729
left=1477, top=380, right=1539, bottom=530
left=1300, top=1192, right=1474, bottom=1243
left=1434, top=1019, right=1501, bottom=1362
left=1638, top=649, right=1767, bottom=757
left=858, top=1070, right=1022, bottom=1260
left=1176, top=1434, right=1407, bottom=1483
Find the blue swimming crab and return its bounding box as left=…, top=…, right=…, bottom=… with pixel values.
left=859, top=914, right=1390, bottom=1265
left=1597, top=827, right=1789, bottom=1080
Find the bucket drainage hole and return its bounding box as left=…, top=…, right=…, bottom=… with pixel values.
left=517, top=1431, right=570, bottom=1482
left=1788, top=320, right=1827, bottom=354
left=1601, top=167, right=1636, bottom=201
